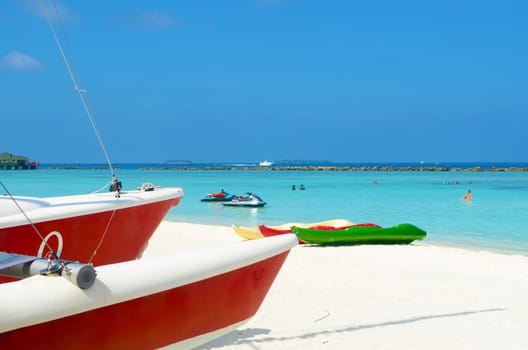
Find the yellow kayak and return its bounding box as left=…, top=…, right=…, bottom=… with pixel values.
left=232, top=224, right=264, bottom=240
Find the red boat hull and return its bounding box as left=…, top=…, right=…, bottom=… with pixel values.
left=0, top=195, right=181, bottom=270
left=0, top=251, right=290, bottom=349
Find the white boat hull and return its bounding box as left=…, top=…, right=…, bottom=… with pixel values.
left=0, top=188, right=184, bottom=270
left=0, top=234, right=297, bottom=349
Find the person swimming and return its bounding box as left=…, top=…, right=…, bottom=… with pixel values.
left=463, top=189, right=472, bottom=201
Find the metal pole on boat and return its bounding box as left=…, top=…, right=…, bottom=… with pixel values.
left=0, top=258, right=97, bottom=290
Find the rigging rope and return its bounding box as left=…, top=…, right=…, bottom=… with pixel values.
left=0, top=181, right=54, bottom=253
left=39, top=0, right=115, bottom=177
left=91, top=180, right=113, bottom=194
left=33, top=1, right=122, bottom=263
left=87, top=208, right=118, bottom=264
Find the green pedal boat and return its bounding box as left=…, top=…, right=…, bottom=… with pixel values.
left=292, top=223, right=426, bottom=245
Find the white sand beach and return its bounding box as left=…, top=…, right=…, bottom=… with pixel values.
left=144, top=221, right=528, bottom=350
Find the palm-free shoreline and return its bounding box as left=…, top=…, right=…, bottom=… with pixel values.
left=35, top=165, right=528, bottom=172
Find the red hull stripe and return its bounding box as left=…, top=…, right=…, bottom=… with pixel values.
left=0, top=251, right=290, bottom=349
left=0, top=197, right=181, bottom=266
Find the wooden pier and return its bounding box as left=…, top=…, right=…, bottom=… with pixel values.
left=0, top=152, right=39, bottom=170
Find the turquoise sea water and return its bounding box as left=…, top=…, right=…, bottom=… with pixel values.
left=2, top=166, right=528, bottom=255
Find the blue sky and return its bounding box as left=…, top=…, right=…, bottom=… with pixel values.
left=1, top=0, right=527, bottom=164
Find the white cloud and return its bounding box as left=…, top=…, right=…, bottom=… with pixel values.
left=0, top=51, right=44, bottom=71
left=116, top=10, right=183, bottom=30
left=17, top=0, right=79, bottom=22
left=256, top=0, right=290, bottom=6
left=138, top=10, right=181, bottom=29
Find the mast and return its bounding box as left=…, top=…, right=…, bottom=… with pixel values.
left=39, top=0, right=116, bottom=178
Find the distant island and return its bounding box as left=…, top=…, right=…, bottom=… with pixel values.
left=138, top=164, right=528, bottom=172
left=274, top=160, right=333, bottom=165
left=165, top=160, right=193, bottom=165
left=33, top=161, right=528, bottom=172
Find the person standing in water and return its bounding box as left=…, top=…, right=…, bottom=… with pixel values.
left=463, top=189, right=472, bottom=201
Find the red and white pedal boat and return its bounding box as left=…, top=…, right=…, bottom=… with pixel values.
left=0, top=234, right=297, bottom=349
left=0, top=186, right=183, bottom=269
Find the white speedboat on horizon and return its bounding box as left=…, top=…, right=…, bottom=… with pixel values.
left=259, top=160, right=274, bottom=166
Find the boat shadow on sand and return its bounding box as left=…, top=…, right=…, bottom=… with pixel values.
left=197, top=308, right=504, bottom=348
